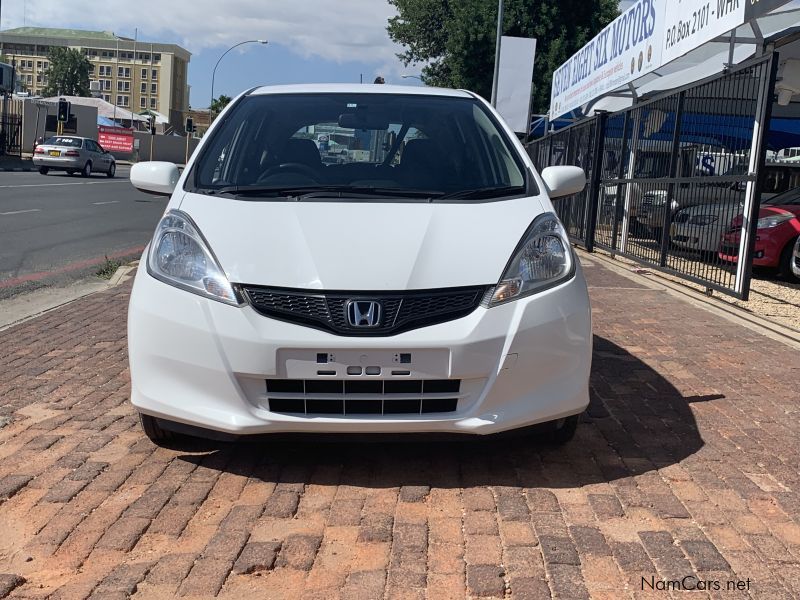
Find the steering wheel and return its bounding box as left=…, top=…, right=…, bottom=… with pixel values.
left=259, top=162, right=320, bottom=181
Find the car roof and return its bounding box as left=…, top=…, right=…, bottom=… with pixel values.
left=46, top=136, right=89, bottom=140
left=248, top=83, right=474, bottom=99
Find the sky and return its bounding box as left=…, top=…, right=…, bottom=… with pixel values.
left=0, top=0, right=423, bottom=108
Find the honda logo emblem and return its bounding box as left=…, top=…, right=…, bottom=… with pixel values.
left=346, top=300, right=382, bottom=328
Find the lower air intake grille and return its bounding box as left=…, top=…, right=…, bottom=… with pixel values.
left=266, top=379, right=461, bottom=416
left=241, top=286, right=490, bottom=336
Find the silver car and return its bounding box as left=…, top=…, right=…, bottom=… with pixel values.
left=33, top=136, right=116, bottom=178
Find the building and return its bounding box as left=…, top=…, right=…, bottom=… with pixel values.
left=0, top=27, right=190, bottom=128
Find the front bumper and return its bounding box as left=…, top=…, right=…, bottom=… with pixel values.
left=128, top=261, right=592, bottom=436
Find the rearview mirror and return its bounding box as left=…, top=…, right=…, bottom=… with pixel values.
left=541, top=166, right=586, bottom=199
left=338, top=112, right=390, bottom=130
left=130, top=161, right=180, bottom=196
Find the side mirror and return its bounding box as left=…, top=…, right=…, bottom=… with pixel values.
left=130, top=161, right=180, bottom=196
left=541, top=166, right=586, bottom=199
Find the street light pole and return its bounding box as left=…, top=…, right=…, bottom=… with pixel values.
left=210, top=39, right=267, bottom=113
left=490, top=0, right=505, bottom=107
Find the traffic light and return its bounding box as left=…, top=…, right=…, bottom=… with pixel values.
left=57, top=98, right=70, bottom=122
left=185, top=117, right=194, bottom=133
left=149, top=116, right=156, bottom=135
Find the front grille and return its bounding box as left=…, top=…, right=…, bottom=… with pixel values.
left=242, top=285, right=490, bottom=336
left=266, top=378, right=460, bottom=415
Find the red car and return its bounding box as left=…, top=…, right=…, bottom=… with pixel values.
left=719, top=187, right=800, bottom=281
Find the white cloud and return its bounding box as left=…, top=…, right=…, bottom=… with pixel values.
left=2, top=0, right=404, bottom=64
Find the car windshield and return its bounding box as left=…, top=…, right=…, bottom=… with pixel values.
left=189, top=92, right=530, bottom=200
left=763, top=185, right=800, bottom=206
left=45, top=137, right=82, bottom=148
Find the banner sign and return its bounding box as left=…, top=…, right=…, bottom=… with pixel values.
left=550, top=0, right=663, bottom=120
left=98, top=125, right=134, bottom=153
left=549, top=0, right=793, bottom=119
left=496, top=36, right=537, bottom=133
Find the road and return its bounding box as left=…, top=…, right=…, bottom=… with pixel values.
left=0, top=167, right=166, bottom=297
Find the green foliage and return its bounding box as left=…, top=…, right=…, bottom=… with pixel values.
left=211, top=95, right=232, bottom=116
left=43, top=47, right=91, bottom=97
left=387, top=0, right=618, bottom=114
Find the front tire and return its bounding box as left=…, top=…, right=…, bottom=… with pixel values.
left=39, top=167, right=49, bottom=175
left=778, top=238, right=800, bottom=282
left=139, top=413, right=178, bottom=445
left=549, top=414, right=580, bottom=445
left=107, top=162, right=116, bottom=178
left=81, top=161, right=92, bottom=178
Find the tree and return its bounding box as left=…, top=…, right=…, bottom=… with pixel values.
left=211, top=95, right=232, bottom=116
left=43, top=47, right=91, bottom=97
left=387, top=0, right=618, bottom=114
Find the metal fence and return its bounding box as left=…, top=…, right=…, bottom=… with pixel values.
left=527, top=54, right=778, bottom=300
left=0, top=98, right=23, bottom=156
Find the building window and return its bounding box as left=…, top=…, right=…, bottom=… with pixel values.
left=151, top=69, right=158, bottom=80
left=26, top=74, right=33, bottom=84
left=150, top=98, right=157, bottom=109
left=104, top=80, right=112, bottom=91
left=117, top=66, right=131, bottom=78
left=103, top=94, right=111, bottom=102
left=141, top=68, right=147, bottom=80
left=117, top=81, right=130, bottom=92
left=42, top=61, right=49, bottom=70
left=116, top=95, right=129, bottom=107
left=151, top=83, right=157, bottom=94
left=36, top=60, right=42, bottom=69
left=140, top=97, right=147, bottom=108
left=140, top=82, right=147, bottom=94
left=153, top=53, right=161, bottom=62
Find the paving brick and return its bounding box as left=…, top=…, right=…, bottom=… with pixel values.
left=569, top=525, right=612, bottom=556
left=178, top=557, right=233, bottom=597
left=399, top=485, right=430, bottom=502
left=539, top=535, right=581, bottom=566
left=88, top=561, right=153, bottom=599
left=276, top=534, right=323, bottom=571
left=95, top=516, right=150, bottom=552
left=466, top=564, right=505, bottom=597
left=262, top=490, right=300, bottom=518
left=145, top=553, right=197, bottom=586
left=0, top=474, right=33, bottom=501
left=0, top=574, right=25, bottom=599
left=232, top=541, right=282, bottom=574
left=588, top=493, right=625, bottom=518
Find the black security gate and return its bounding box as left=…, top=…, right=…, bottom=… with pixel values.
left=527, top=53, right=778, bottom=300
left=0, top=113, right=22, bottom=156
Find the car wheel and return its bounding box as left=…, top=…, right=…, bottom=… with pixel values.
left=107, top=162, right=116, bottom=178
left=39, top=167, right=49, bottom=175
left=81, top=161, right=92, bottom=178
left=778, top=237, right=800, bottom=282
left=548, top=414, right=580, bottom=445
left=138, top=412, right=178, bottom=446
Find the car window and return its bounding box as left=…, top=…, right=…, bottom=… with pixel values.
left=46, top=137, right=82, bottom=148
left=189, top=93, right=531, bottom=200
left=763, top=185, right=800, bottom=206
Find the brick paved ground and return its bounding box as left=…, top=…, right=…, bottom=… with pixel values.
left=1, top=256, right=799, bottom=599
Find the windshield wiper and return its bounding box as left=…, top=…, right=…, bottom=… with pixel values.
left=437, top=185, right=526, bottom=200
left=205, top=185, right=445, bottom=200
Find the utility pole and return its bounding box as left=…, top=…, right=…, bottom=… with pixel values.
left=490, top=0, right=505, bottom=107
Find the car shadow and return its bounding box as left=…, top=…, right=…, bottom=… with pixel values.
left=174, top=335, right=712, bottom=489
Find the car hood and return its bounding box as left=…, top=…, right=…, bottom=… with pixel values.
left=178, top=192, right=547, bottom=290
left=759, top=205, right=800, bottom=218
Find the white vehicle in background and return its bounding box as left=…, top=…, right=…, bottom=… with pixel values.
left=670, top=200, right=744, bottom=253
left=126, top=84, right=592, bottom=446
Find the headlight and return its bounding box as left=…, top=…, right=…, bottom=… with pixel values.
left=688, top=214, right=718, bottom=226
left=489, top=213, right=573, bottom=306
left=147, top=209, right=241, bottom=305
left=757, top=213, right=795, bottom=229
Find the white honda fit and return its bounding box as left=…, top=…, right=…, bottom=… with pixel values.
left=128, top=84, right=591, bottom=445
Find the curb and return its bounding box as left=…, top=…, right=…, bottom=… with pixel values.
left=0, top=261, right=138, bottom=332
left=580, top=248, right=800, bottom=350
